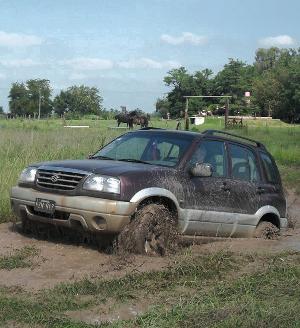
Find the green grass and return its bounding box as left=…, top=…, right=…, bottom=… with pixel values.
left=0, top=246, right=39, bottom=270
left=0, top=251, right=299, bottom=327
left=1, top=117, right=300, bottom=222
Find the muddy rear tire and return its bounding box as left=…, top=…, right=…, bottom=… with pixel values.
left=118, top=204, right=177, bottom=256
left=254, top=221, right=279, bottom=239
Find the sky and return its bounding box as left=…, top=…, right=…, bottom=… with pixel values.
left=0, top=0, right=299, bottom=113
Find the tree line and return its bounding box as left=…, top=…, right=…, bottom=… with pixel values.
left=8, top=81, right=104, bottom=118
left=156, top=47, right=300, bottom=123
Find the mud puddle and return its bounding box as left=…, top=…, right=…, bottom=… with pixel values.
left=0, top=223, right=169, bottom=291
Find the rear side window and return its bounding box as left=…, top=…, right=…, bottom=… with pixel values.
left=229, top=144, right=260, bottom=183
left=260, top=152, right=279, bottom=184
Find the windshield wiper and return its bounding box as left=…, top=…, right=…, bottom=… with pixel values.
left=91, top=155, right=115, bottom=160
left=118, top=158, right=151, bottom=165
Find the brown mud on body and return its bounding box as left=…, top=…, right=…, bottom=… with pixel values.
left=183, top=190, right=300, bottom=254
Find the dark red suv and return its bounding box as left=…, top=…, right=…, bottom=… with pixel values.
left=10, top=129, right=287, bottom=254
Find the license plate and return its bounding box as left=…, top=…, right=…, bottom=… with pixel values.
left=34, top=198, right=56, bottom=215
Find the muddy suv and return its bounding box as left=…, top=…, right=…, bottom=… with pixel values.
left=10, top=129, right=287, bottom=254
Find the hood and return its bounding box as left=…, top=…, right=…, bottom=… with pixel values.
left=32, top=159, right=171, bottom=177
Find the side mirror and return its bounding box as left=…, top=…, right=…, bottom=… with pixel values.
left=190, top=163, right=213, bottom=177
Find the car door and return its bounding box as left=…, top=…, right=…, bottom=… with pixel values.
left=218, top=143, right=262, bottom=236
left=182, top=139, right=233, bottom=236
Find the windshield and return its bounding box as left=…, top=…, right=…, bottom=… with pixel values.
left=92, top=133, right=192, bottom=167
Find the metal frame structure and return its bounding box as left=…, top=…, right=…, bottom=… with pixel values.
left=183, top=95, right=232, bottom=130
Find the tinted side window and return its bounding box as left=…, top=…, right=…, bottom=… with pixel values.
left=260, top=152, right=279, bottom=184
left=190, top=140, right=227, bottom=177
left=229, top=144, right=260, bottom=183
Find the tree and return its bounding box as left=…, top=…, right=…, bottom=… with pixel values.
left=163, top=67, right=214, bottom=117
left=8, top=79, right=52, bottom=117
left=0, top=106, right=4, bottom=114
left=213, top=59, right=253, bottom=102
left=254, top=47, right=282, bottom=72
left=53, top=90, right=69, bottom=116
left=53, top=85, right=103, bottom=116
left=8, top=82, right=28, bottom=116
left=273, top=49, right=300, bottom=122
left=26, top=79, right=53, bottom=117
left=253, top=48, right=300, bottom=122
left=252, top=71, right=282, bottom=116
left=163, top=67, right=193, bottom=117
left=155, top=97, right=171, bottom=118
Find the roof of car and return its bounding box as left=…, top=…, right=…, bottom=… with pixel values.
left=133, top=128, right=266, bottom=150
left=133, top=128, right=200, bottom=137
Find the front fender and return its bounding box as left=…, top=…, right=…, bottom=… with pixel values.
left=130, top=187, right=180, bottom=210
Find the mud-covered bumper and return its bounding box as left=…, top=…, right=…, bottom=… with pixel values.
left=280, top=218, right=288, bottom=232
left=10, top=186, right=137, bottom=233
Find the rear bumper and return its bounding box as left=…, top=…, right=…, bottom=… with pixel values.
left=10, top=186, right=137, bottom=233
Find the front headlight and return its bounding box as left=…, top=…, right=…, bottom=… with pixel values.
left=83, top=175, right=120, bottom=194
left=19, top=167, right=37, bottom=183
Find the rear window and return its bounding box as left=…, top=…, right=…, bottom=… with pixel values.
left=260, top=152, right=280, bottom=184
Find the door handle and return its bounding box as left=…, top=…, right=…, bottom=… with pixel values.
left=221, top=182, right=230, bottom=192
left=256, top=187, right=265, bottom=194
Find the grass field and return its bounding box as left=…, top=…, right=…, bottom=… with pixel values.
left=1, top=117, right=300, bottom=222
left=0, top=117, right=300, bottom=327
left=0, top=250, right=299, bottom=327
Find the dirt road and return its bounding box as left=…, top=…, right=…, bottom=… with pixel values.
left=0, top=191, right=299, bottom=291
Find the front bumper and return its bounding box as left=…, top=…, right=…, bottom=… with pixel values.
left=10, top=186, right=137, bottom=233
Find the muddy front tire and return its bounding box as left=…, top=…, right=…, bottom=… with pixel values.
left=118, top=204, right=177, bottom=256
left=254, top=221, right=279, bottom=239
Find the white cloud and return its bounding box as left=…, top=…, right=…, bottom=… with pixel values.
left=259, top=35, right=296, bottom=47
left=161, top=32, right=207, bottom=45
left=62, top=57, right=114, bottom=70
left=69, top=72, right=88, bottom=80
left=0, top=72, right=6, bottom=80
left=0, top=59, right=39, bottom=67
left=0, top=31, right=42, bottom=47
left=118, top=58, right=181, bottom=69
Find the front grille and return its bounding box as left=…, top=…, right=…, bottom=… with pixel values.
left=36, top=169, right=86, bottom=191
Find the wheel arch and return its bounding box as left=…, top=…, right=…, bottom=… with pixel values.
left=137, top=196, right=178, bottom=217
left=257, top=212, right=281, bottom=229
left=130, top=188, right=180, bottom=219
left=255, top=206, right=281, bottom=229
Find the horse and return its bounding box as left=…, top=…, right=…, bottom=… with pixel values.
left=133, top=114, right=149, bottom=128
left=115, top=111, right=149, bottom=129
left=115, top=113, right=134, bottom=129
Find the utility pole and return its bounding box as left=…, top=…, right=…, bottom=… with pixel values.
left=184, top=97, right=189, bottom=130
left=225, top=97, right=230, bottom=129
left=38, top=88, right=41, bottom=120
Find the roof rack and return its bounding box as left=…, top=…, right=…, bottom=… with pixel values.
left=202, top=130, right=266, bottom=149
left=139, top=127, right=164, bottom=130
